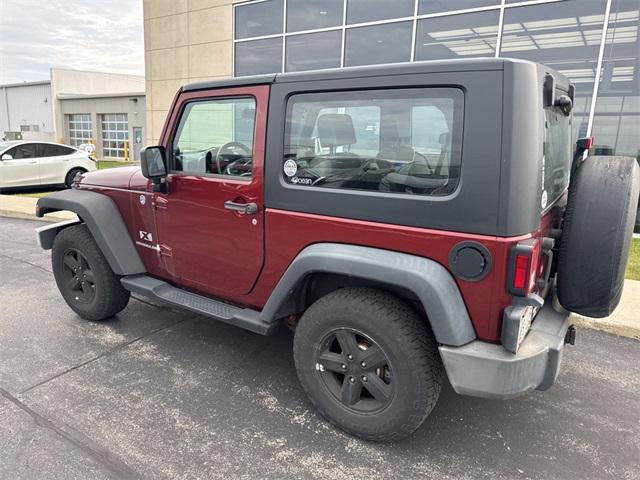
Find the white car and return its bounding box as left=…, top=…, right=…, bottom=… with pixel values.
left=0, top=141, right=97, bottom=190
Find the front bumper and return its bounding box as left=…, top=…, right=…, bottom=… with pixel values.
left=439, top=301, right=571, bottom=400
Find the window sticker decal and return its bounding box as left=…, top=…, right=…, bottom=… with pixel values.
left=284, top=159, right=298, bottom=177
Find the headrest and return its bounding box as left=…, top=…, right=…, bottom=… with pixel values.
left=317, top=113, right=356, bottom=148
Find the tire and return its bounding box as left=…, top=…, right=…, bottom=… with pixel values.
left=557, top=156, right=640, bottom=317
left=65, top=168, right=85, bottom=188
left=293, top=287, right=443, bottom=441
left=52, top=224, right=130, bottom=320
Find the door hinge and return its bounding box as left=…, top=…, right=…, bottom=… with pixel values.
left=153, top=197, right=169, bottom=211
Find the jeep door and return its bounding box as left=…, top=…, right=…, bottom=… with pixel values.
left=154, top=85, right=268, bottom=297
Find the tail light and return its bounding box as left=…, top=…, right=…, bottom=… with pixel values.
left=507, top=239, right=541, bottom=297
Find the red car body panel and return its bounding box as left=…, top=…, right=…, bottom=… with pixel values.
left=78, top=81, right=564, bottom=344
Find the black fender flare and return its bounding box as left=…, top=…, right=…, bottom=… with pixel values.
left=259, top=243, right=476, bottom=346
left=36, top=189, right=146, bottom=276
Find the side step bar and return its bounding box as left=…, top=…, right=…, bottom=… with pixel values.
left=121, top=275, right=279, bottom=336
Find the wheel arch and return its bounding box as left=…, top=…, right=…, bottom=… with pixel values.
left=36, top=189, right=146, bottom=276
left=259, top=243, right=476, bottom=347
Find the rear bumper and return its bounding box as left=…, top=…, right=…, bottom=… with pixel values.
left=439, top=301, right=571, bottom=400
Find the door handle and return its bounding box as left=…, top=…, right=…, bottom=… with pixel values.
left=224, top=201, right=258, bottom=215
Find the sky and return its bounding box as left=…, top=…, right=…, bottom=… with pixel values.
left=0, top=0, right=144, bottom=84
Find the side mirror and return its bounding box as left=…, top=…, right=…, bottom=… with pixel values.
left=140, top=146, right=168, bottom=193
left=1, top=153, right=13, bottom=160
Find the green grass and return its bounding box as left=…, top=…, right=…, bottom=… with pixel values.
left=97, top=160, right=135, bottom=170
left=14, top=191, right=53, bottom=199
left=627, top=238, right=640, bottom=281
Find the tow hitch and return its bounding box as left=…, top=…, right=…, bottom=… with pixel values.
left=564, top=325, right=576, bottom=345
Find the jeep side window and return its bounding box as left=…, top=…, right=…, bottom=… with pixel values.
left=283, top=88, right=463, bottom=196
left=172, top=97, right=256, bottom=179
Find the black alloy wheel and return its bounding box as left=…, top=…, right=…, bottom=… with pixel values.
left=61, top=248, right=96, bottom=303
left=315, top=328, right=393, bottom=413
left=293, top=287, right=443, bottom=441
left=52, top=224, right=130, bottom=320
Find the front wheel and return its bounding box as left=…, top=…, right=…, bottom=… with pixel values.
left=52, top=224, right=130, bottom=320
left=293, top=287, right=443, bottom=441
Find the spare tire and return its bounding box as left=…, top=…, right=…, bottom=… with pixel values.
left=557, top=156, right=640, bottom=317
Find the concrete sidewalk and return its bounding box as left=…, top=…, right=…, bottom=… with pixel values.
left=1, top=193, right=638, bottom=340
left=0, top=194, right=75, bottom=223
left=572, top=280, right=640, bottom=340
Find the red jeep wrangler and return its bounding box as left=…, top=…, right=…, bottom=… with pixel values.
left=36, top=59, right=639, bottom=441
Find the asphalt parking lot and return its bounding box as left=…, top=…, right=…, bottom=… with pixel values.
left=1, top=216, right=639, bottom=480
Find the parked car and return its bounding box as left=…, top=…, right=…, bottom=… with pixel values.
left=0, top=140, right=96, bottom=190
left=35, top=59, right=639, bottom=441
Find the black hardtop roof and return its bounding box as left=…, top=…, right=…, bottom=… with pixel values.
left=182, top=57, right=569, bottom=93
left=183, top=57, right=515, bottom=92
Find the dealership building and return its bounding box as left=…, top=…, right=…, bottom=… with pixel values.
left=0, top=69, right=146, bottom=160
left=143, top=0, right=639, bottom=161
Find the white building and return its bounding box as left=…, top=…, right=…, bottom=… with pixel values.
left=0, top=68, right=146, bottom=161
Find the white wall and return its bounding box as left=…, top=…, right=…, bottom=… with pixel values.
left=50, top=69, right=145, bottom=141
left=0, top=82, right=54, bottom=138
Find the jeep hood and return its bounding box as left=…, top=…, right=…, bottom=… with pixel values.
left=79, top=166, right=142, bottom=190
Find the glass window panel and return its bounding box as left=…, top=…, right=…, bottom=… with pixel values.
left=172, top=97, right=256, bottom=178
left=543, top=107, right=572, bottom=206
left=235, top=0, right=283, bottom=39
left=235, top=37, right=283, bottom=76
left=286, top=0, right=342, bottom=32
left=345, top=21, right=413, bottom=67
left=283, top=87, right=465, bottom=196
left=286, top=30, right=342, bottom=72
left=346, top=0, right=414, bottom=25
left=100, top=114, right=128, bottom=157
left=9, top=144, right=37, bottom=158
left=419, top=0, right=498, bottom=15
left=591, top=0, right=640, bottom=159
left=415, top=11, right=499, bottom=60
left=501, top=0, right=608, bottom=142
left=68, top=114, right=93, bottom=146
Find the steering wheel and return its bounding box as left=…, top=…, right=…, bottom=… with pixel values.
left=225, top=158, right=253, bottom=177
left=215, top=142, right=252, bottom=174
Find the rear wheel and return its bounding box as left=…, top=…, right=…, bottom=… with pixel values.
left=52, top=224, right=130, bottom=320
left=293, top=287, right=443, bottom=441
left=65, top=168, right=85, bottom=188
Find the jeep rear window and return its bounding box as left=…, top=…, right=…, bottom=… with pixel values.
left=283, top=88, right=464, bottom=196
left=543, top=106, right=572, bottom=210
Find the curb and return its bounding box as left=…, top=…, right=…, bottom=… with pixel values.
left=571, top=315, right=640, bottom=341
left=0, top=208, right=76, bottom=223
left=0, top=194, right=76, bottom=223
